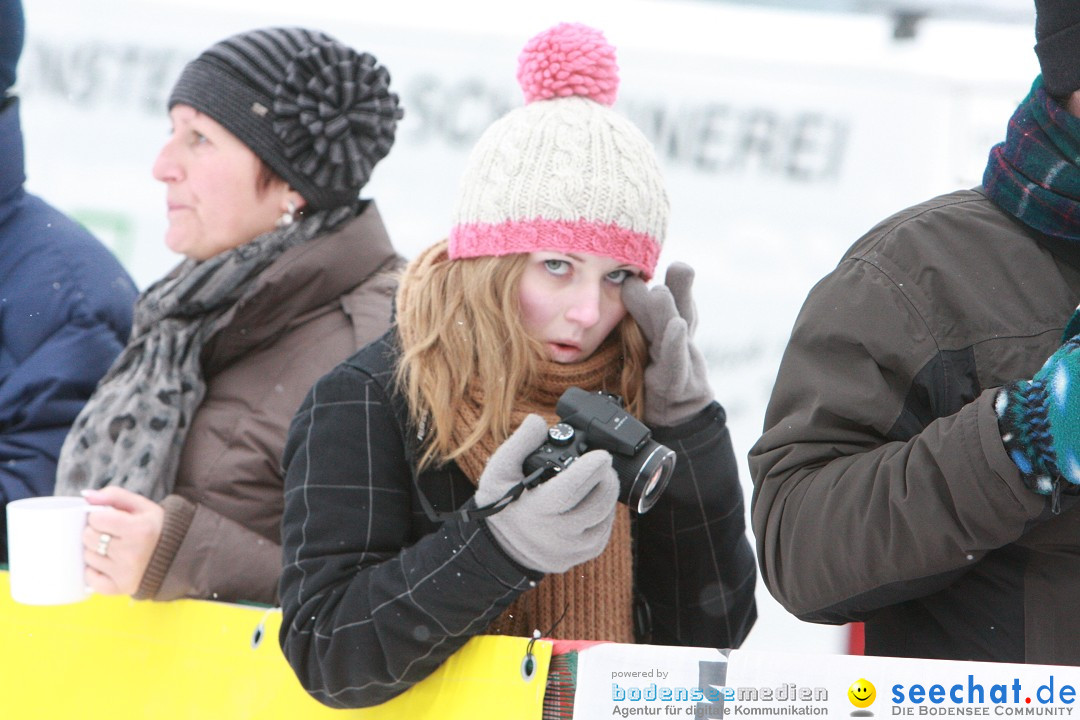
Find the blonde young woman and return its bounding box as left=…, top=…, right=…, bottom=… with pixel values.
left=278, top=23, right=757, bottom=710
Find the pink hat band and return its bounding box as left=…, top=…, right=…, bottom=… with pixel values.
left=449, top=218, right=661, bottom=279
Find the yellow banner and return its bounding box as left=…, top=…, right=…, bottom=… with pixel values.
left=0, top=571, right=550, bottom=719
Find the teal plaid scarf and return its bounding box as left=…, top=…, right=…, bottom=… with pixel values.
left=984, top=76, right=1080, bottom=240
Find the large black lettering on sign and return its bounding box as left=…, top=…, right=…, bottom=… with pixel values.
left=20, top=41, right=850, bottom=185
left=405, top=74, right=849, bottom=183
left=22, top=40, right=188, bottom=113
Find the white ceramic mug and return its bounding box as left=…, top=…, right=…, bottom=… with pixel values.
left=6, top=496, right=101, bottom=605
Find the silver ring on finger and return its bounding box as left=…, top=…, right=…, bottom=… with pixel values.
left=95, top=532, right=112, bottom=558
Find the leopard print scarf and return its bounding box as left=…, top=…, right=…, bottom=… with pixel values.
left=54, top=204, right=354, bottom=500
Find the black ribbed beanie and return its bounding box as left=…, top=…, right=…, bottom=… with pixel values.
left=1035, top=0, right=1080, bottom=98
left=168, top=27, right=403, bottom=209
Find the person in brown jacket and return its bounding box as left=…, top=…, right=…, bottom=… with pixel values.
left=750, top=0, right=1080, bottom=664
left=52, top=27, right=405, bottom=605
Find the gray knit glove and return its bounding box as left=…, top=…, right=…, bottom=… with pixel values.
left=475, top=414, right=619, bottom=574
left=622, top=262, right=714, bottom=427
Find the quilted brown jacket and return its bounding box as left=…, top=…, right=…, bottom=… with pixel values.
left=135, top=201, right=404, bottom=604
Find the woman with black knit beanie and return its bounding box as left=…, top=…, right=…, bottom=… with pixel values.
left=278, top=22, right=757, bottom=711
left=53, top=27, right=405, bottom=605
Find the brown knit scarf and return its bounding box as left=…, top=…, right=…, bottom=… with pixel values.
left=449, top=339, right=634, bottom=643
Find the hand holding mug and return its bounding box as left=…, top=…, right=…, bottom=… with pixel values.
left=81, top=487, right=164, bottom=596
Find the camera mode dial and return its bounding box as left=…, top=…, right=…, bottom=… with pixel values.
left=546, top=422, right=575, bottom=446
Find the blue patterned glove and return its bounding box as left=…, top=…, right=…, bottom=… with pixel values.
left=996, top=312, right=1080, bottom=496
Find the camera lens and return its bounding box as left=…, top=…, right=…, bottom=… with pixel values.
left=610, top=440, right=676, bottom=513
left=644, top=465, right=666, bottom=497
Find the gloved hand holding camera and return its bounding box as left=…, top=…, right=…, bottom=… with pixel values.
left=997, top=308, right=1080, bottom=497
left=474, top=414, right=619, bottom=574
left=622, top=262, right=714, bottom=427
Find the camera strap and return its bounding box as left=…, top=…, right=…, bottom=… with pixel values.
left=419, top=467, right=550, bottom=524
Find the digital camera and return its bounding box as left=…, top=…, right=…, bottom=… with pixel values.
left=522, top=387, right=676, bottom=513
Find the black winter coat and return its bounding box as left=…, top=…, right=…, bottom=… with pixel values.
left=279, top=331, right=757, bottom=708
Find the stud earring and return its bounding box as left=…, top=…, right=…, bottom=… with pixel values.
left=276, top=199, right=297, bottom=228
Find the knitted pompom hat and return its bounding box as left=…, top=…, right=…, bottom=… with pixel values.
left=448, top=22, right=668, bottom=278
left=168, top=27, right=403, bottom=209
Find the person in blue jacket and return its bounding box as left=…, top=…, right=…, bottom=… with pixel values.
left=0, top=0, right=137, bottom=561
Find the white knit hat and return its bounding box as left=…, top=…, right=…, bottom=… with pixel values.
left=448, top=22, right=668, bottom=278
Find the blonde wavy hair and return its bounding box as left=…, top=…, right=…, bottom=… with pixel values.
left=394, top=240, right=648, bottom=471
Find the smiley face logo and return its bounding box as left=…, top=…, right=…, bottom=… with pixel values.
left=848, top=679, right=876, bottom=708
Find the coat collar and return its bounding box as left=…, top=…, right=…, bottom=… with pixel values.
left=0, top=98, right=27, bottom=228
left=200, top=200, right=399, bottom=370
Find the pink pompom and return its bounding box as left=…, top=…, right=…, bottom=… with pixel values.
left=516, top=22, right=619, bottom=106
